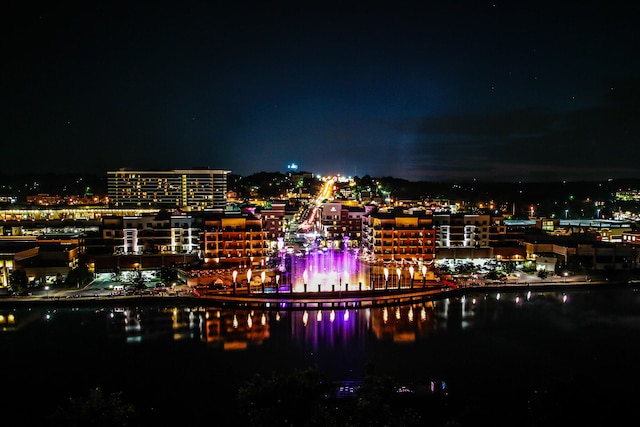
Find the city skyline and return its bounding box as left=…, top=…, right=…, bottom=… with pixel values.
left=3, top=1, right=639, bottom=182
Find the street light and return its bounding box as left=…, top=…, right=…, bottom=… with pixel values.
left=396, top=267, right=401, bottom=289
left=261, top=271, right=266, bottom=293
left=384, top=267, right=389, bottom=290
left=303, top=269, right=308, bottom=293
left=422, top=265, right=427, bottom=288
left=232, top=270, right=237, bottom=294
left=409, top=266, right=414, bottom=289
left=247, top=269, right=252, bottom=294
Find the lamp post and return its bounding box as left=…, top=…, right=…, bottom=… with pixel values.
left=409, top=266, right=414, bottom=289
left=246, top=269, right=252, bottom=294
left=261, top=271, right=266, bottom=293
left=303, top=269, right=308, bottom=294
left=384, top=267, right=389, bottom=291
left=232, top=270, right=237, bottom=295
left=422, top=265, right=427, bottom=288
left=396, top=267, right=401, bottom=290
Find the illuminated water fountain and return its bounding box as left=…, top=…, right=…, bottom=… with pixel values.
left=289, top=238, right=370, bottom=292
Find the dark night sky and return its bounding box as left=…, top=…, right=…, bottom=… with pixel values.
left=3, top=1, right=639, bottom=182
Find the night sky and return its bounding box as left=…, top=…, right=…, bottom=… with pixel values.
left=3, top=1, right=639, bottom=182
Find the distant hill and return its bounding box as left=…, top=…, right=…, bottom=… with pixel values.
left=0, top=172, right=108, bottom=198
left=1, top=172, right=639, bottom=206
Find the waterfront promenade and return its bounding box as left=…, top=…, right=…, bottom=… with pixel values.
left=1, top=272, right=634, bottom=309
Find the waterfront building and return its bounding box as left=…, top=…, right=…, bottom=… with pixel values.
left=0, top=234, right=81, bottom=287
left=318, top=202, right=367, bottom=249
left=433, top=213, right=492, bottom=248
left=254, top=201, right=287, bottom=253
left=201, top=211, right=267, bottom=268
left=361, top=208, right=436, bottom=264
left=107, top=168, right=230, bottom=210
left=622, top=230, right=640, bottom=246
left=102, top=211, right=200, bottom=255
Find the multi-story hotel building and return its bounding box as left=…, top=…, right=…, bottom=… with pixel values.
left=433, top=213, right=492, bottom=248
left=107, top=168, right=230, bottom=210
left=201, top=212, right=268, bottom=268
left=317, top=202, right=368, bottom=249
left=102, top=211, right=200, bottom=254
left=361, top=208, right=437, bottom=264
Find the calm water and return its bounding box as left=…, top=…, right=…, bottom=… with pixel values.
left=3, top=286, right=640, bottom=426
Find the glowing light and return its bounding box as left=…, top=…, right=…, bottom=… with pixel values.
left=261, top=313, right=266, bottom=325
left=330, top=310, right=336, bottom=322
left=233, top=314, right=238, bottom=328
left=383, top=307, right=389, bottom=324
left=343, top=309, right=349, bottom=322
left=247, top=313, right=253, bottom=328
left=302, top=310, right=309, bottom=326
left=316, top=311, right=322, bottom=322
left=408, top=306, right=414, bottom=322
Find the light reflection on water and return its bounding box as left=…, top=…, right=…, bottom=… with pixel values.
left=3, top=287, right=640, bottom=425
left=4, top=288, right=580, bottom=350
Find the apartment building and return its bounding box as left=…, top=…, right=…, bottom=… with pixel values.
left=255, top=201, right=287, bottom=252
left=107, top=168, right=230, bottom=209
left=102, top=211, right=200, bottom=254
left=201, top=212, right=267, bottom=267
left=318, top=203, right=367, bottom=249
left=361, top=208, right=437, bottom=264
left=432, top=213, right=493, bottom=248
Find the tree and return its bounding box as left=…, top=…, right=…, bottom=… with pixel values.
left=65, top=260, right=93, bottom=288
left=46, top=387, right=136, bottom=427
left=236, top=364, right=430, bottom=427
left=9, top=269, right=28, bottom=293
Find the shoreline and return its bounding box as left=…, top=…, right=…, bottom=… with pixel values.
left=1, top=279, right=637, bottom=309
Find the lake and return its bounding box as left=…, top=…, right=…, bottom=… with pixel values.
left=2, top=286, right=639, bottom=426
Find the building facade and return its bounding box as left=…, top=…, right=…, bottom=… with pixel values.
left=102, top=211, right=200, bottom=255
left=361, top=209, right=437, bottom=264
left=107, top=168, right=230, bottom=209
left=201, top=212, right=267, bottom=268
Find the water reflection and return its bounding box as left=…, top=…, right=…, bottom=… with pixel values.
left=0, top=289, right=580, bottom=351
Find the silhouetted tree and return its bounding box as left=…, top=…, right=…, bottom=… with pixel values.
left=46, top=387, right=135, bottom=427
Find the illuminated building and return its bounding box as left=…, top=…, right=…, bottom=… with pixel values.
left=107, top=168, right=230, bottom=210
left=361, top=209, right=436, bottom=264
left=201, top=211, right=267, bottom=268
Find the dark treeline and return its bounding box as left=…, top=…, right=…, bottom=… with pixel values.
left=1, top=171, right=639, bottom=210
